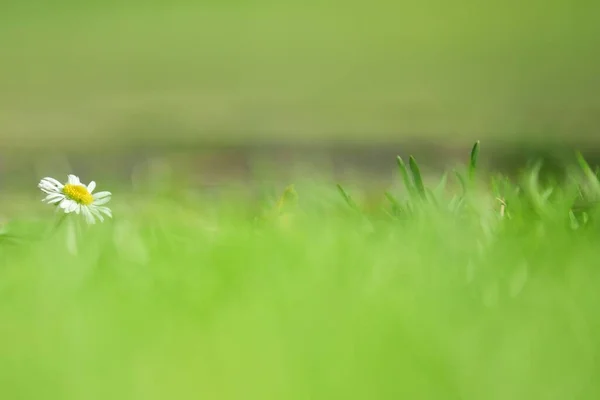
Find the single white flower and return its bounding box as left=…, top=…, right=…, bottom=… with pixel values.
left=38, top=174, right=112, bottom=224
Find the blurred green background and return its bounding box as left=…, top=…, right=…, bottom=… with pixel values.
left=1, top=0, right=599, bottom=152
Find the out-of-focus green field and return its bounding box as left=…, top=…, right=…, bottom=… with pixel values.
left=1, top=1, right=599, bottom=150
left=2, top=149, right=600, bottom=399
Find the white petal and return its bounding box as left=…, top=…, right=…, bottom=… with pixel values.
left=53, top=198, right=65, bottom=207
left=93, top=191, right=111, bottom=199
left=39, top=179, right=63, bottom=194
left=60, top=199, right=75, bottom=213
left=67, top=175, right=81, bottom=185
left=38, top=179, right=55, bottom=189
left=96, top=206, right=112, bottom=218
left=93, top=196, right=111, bottom=206
left=39, top=187, right=55, bottom=195
left=50, top=198, right=64, bottom=207
left=74, top=204, right=81, bottom=214
left=42, top=177, right=64, bottom=188
left=38, top=185, right=56, bottom=194
left=89, top=207, right=104, bottom=222
left=44, top=193, right=64, bottom=203
left=87, top=181, right=96, bottom=193
left=68, top=201, right=79, bottom=213
left=47, top=197, right=65, bottom=205
left=81, top=207, right=96, bottom=224
left=39, top=177, right=64, bottom=192
left=44, top=193, right=62, bottom=200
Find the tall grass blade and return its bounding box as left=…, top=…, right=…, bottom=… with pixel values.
left=384, top=191, right=403, bottom=215
left=396, top=156, right=416, bottom=197
left=336, top=184, right=360, bottom=212
left=454, top=169, right=468, bottom=197
left=276, top=184, right=298, bottom=214
left=434, top=172, right=448, bottom=198
left=409, top=156, right=426, bottom=200
left=469, top=141, right=480, bottom=182
left=524, top=161, right=549, bottom=217
left=576, top=152, right=600, bottom=198
left=426, top=188, right=440, bottom=207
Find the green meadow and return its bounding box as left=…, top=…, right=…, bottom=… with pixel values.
left=2, top=2, right=600, bottom=398
left=1, top=143, right=600, bottom=399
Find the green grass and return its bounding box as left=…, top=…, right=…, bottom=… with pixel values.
left=1, top=143, right=600, bottom=399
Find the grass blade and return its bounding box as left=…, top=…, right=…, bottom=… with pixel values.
left=576, top=152, right=600, bottom=198
left=276, top=184, right=298, bottom=213
left=426, top=188, right=439, bottom=207
left=454, top=169, right=468, bottom=197
left=396, top=156, right=416, bottom=197
left=469, top=140, right=480, bottom=182
left=384, top=191, right=403, bottom=215
left=434, top=171, right=448, bottom=198
left=523, top=161, right=550, bottom=217
left=409, top=156, right=426, bottom=200
left=336, top=184, right=360, bottom=212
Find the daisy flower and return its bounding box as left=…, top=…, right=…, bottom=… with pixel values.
left=39, top=175, right=112, bottom=224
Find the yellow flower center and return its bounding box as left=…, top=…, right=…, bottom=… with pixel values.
left=63, top=184, right=93, bottom=205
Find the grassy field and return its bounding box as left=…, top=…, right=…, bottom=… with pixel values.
left=2, top=2, right=600, bottom=396
left=1, top=144, right=600, bottom=399
left=2, top=1, right=600, bottom=149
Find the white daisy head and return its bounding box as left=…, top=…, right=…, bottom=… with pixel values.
left=38, top=174, right=113, bottom=224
